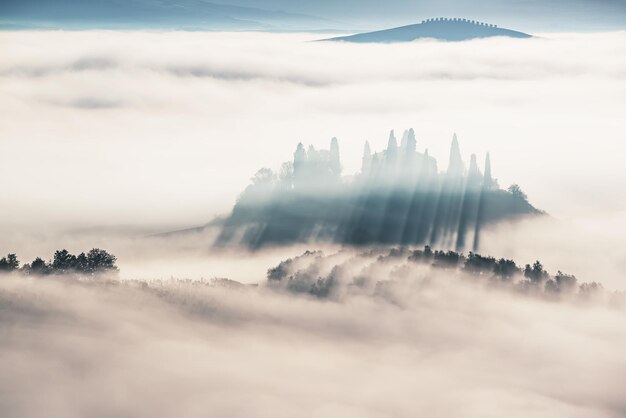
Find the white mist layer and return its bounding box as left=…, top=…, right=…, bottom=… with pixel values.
left=1, top=31, right=626, bottom=229
left=1, top=212, right=625, bottom=289
left=1, top=265, right=625, bottom=418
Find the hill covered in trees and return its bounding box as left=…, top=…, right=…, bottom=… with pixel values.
left=266, top=246, right=607, bottom=302
left=325, top=18, right=532, bottom=43
left=216, top=130, right=541, bottom=251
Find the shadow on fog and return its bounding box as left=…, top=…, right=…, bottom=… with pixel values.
left=215, top=129, right=541, bottom=251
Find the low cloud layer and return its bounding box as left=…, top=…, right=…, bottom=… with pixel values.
left=1, top=31, right=626, bottom=231
left=1, top=253, right=625, bottom=417
left=1, top=30, right=625, bottom=292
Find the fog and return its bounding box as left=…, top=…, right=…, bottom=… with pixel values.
left=3, top=25, right=626, bottom=418
left=1, top=250, right=625, bottom=418
left=1, top=31, right=626, bottom=231
left=1, top=30, right=625, bottom=290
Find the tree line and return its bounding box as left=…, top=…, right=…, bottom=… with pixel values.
left=268, top=246, right=603, bottom=298
left=406, top=246, right=583, bottom=294
left=0, top=249, right=118, bottom=276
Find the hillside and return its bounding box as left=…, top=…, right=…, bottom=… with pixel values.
left=325, top=18, right=532, bottom=42
left=214, top=130, right=542, bottom=251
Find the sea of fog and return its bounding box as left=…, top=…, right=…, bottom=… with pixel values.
left=1, top=31, right=625, bottom=228
left=1, top=30, right=625, bottom=286
left=1, top=30, right=626, bottom=417
left=1, top=252, right=625, bottom=418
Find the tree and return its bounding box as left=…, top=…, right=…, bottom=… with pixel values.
left=409, top=245, right=434, bottom=263
left=75, top=252, right=89, bottom=272
left=553, top=270, right=577, bottom=292
left=251, top=168, right=276, bottom=186
left=52, top=249, right=77, bottom=273
left=29, top=257, right=50, bottom=275
left=86, top=248, right=118, bottom=273
left=433, top=250, right=463, bottom=269
left=278, top=162, right=294, bottom=188
left=464, top=252, right=496, bottom=275
left=508, top=184, right=528, bottom=201
left=524, top=260, right=549, bottom=283
left=493, top=258, right=519, bottom=279
left=267, top=257, right=293, bottom=281
left=579, top=282, right=603, bottom=298
left=0, top=254, right=19, bottom=272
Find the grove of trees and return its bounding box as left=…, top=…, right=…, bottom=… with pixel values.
left=268, top=246, right=603, bottom=299
left=0, top=248, right=118, bottom=276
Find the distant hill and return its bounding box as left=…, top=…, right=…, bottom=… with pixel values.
left=0, top=0, right=330, bottom=30
left=325, top=18, right=532, bottom=43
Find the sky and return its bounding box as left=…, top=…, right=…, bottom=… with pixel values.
left=1, top=0, right=626, bottom=31
left=214, top=0, right=626, bottom=30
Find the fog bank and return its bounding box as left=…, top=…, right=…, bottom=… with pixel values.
left=1, top=31, right=626, bottom=230
left=1, top=264, right=625, bottom=417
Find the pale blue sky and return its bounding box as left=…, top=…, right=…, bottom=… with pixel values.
left=1, top=0, right=625, bottom=31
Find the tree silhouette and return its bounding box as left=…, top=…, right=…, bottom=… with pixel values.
left=52, top=249, right=77, bottom=273
left=493, top=258, right=519, bottom=278
left=251, top=168, right=276, bottom=186
left=29, top=257, right=50, bottom=275
left=1, top=248, right=118, bottom=276
left=75, top=252, right=89, bottom=272
left=547, top=270, right=578, bottom=293
left=508, top=184, right=528, bottom=201
left=86, top=249, right=118, bottom=273
left=266, top=246, right=604, bottom=300
left=433, top=250, right=463, bottom=269
left=523, top=261, right=549, bottom=283
left=0, top=254, right=19, bottom=272
left=464, top=252, right=496, bottom=275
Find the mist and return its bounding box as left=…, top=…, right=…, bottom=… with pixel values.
left=1, top=249, right=625, bottom=418
left=2, top=30, right=626, bottom=232
left=3, top=9, right=626, bottom=417
left=2, top=30, right=625, bottom=290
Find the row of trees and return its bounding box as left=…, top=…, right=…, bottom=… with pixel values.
left=0, top=249, right=118, bottom=276
left=266, top=246, right=599, bottom=299
left=406, top=246, right=581, bottom=292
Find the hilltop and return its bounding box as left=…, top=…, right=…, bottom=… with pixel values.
left=325, top=18, right=532, bottom=43
left=214, top=130, right=541, bottom=251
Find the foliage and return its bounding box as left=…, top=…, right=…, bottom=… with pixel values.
left=464, top=252, right=496, bottom=274
left=493, top=258, right=520, bottom=278
left=524, top=261, right=550, bottom=283
left=507, top=184, right=528, bottom=201
left=1, top=249, right=118, bottom=277
left=0, top=254, right=20, bottom=272
left=267, top=245, right=592, bottom=299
